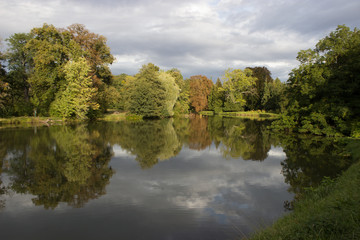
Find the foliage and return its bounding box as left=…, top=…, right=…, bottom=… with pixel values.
left=158, top=71, right=180, bottom=117
left=261, top=78, right=286, bottom=113
left=2, top=125, right=113, bottom=209
left=4, top=33, right=34, bottom=116
left=208, top=78, right=225, bottom=113
left=49, top=57, right=99, bottom=119
left=168, top=69, right=190, bottom=115
left=3, top=23, right=114, bottom=118
left=273, top=25, right=360, bottom=136
left=222, top=68, right=257, bottom=112
left=189, top=75, right=213, bottom=112
left=125, top=63, right=180, bottom=118
left=245, top=66, right=273, bottom=110
left=0, top=40, right=9, bottom=116
left=248, top=158, right=360, bottom=240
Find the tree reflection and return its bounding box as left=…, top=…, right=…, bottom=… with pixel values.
left=101, top=119, right=182, bottom=169
left=188, top=116, right=212, bottom=150
left=208, top=117, right=277, bottom=161
left=5, top=125, right=113, bottom=209
left=279, top=135, right=355, bottom=209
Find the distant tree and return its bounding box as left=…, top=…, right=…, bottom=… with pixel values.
left=5, top=33, right=34, bottom=115
left=158, top=71, right=180, bottom=117
left=222, top=68, right=257, bottom=112
left=167, top=69, right=190, bottom=115
left=67, top=24, right=115, bottom=112
left=50, top=57, right=99, bottom=119
left=245, top=66, right=273, bottom=109
left=189, top=75, right=213, bottom=112
left=126, top=63, right=179, bottom=118
left=0, top=40, right=9, bottom=115
left=25, top=24, right=77, bottom=115
left=208, top=78, right=225, bottom=113
left=261, top=78, right=286, bottom=113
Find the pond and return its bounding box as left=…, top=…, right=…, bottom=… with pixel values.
left=0, top=117, right=354, bottom=239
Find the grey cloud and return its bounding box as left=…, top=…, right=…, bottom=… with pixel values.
left=1, top=0, right=359, bottom=81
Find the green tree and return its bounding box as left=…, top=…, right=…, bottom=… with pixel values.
left=50, top=57, right=99, bottom=119
left=246, top=66, right=273, bottom=109
left=167, top=69, right=190, bottom=115
left=222, top=68, right=257, bottom=112
left=158, top=71, right=180, bottom=116
left=261, top=78, right=286, bottom=112
left=272, top=25, right=360, bottom=136
left=208, top=78, right=225, bottom=113
left=0, top=39, right=9, bottom=116
left=5, top=33, right=34, bottom=115
left=25, top=24, right=78, bottom=115
left=67, top=24, right=115, bottom=113
left=126, top=63, right=165, bottom=117
left=126, top=63, right=179, bottom=118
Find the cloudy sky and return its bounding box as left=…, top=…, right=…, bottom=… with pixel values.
left=0, top=0, right=359, bottom=81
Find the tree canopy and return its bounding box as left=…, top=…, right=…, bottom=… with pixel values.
left=272, top=25, right=360, bottom=136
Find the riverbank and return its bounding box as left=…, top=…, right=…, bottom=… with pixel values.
left=247, top=139, right=360, bottom=240
left=200, top=110, right=279, bottom=119
left=0, top=116, right=64, bottom=127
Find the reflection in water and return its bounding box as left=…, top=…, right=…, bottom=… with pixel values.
left=1, top=125, right=113, bottom=209
left=279, top=135, right=354, bottom=209
left=0, top=117, right=356, bottom=239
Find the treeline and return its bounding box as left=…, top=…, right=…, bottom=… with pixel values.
left=110, top=64, right=286, bottom=117
left=0, top=24, right=359, bottom=137
left=0, top=23, right=285, bottom=120
left=0, top=23, right=115, bottom=119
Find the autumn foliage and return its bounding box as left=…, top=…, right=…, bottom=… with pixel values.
left=189, top=75, right=213, bottom=112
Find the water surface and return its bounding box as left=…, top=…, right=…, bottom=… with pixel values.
left=0, top=117, right=353, bottom=239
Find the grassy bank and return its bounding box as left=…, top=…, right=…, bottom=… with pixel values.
left=199, top=110, right=279, bottom=119
left=248, top=141, right=360, bottom=240
left=0, top=116, right=64, bottom=127
left=99, top=112, right=143, bottom=121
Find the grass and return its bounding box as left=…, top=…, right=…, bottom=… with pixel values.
left=247, top=140, right=360, bottom=240
left=99, top=112, right=143, bottom=121
left=199, top=111, right=214, bottom=116
left=0, top=116, right=64, bottom=127
left=218, top=111, right=279, bottom=119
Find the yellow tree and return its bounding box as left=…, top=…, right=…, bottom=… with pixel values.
left=222, top=68, right=257, bottom=111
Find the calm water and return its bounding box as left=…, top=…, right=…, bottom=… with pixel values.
left=0, top=117, right=353, bottom=239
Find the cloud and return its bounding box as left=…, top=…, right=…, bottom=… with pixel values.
left=0, top=0, right=359, bottom=81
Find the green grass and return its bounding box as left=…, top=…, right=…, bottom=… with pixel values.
left=0, top=116, right=64, bottom=127
left=199, top=111, right=214, bottom=116
left=99, top=112, right=144, bottom=121
left=99, top=112, right=127, bottom=121
left=248, top=145, right=360, bottom=240
left=218, top=111, right=279, bottom=119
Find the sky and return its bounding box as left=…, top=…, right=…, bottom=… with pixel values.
left=0, top=0, right=359, bottom=81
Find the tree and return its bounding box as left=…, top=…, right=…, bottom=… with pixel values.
left=189, top=75, right=213, bottom=112
left=273, top=25, right=360, bottom=136
left=245, top=66, right=273, bottom=110
left=208, top=78, right=225, bottom=113
left=126, top=63, right=169, bottom=118
left=25, top=24, right=78, bottom=115
left=222, top=68, right=257, bottom=112
left=158, top=71, right=180, bottom=117
left=167, top=68, right=190, bottom=115
left=50, top=57, right=99, bottom=119
left=261, top=78, right=286, bottom=113
left=0, top=39, right=9, bottom=116
left=67, top=24, right=115, bottom=112
left=5, top=33, right=34, bottom=115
